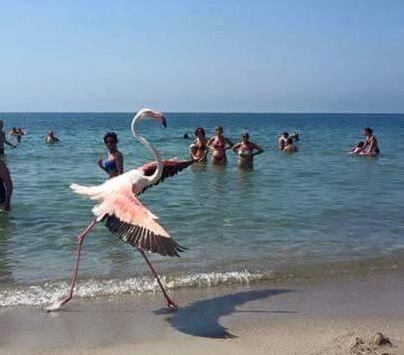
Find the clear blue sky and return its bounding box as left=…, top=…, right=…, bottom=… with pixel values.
left=0, top=0, right=403, bottom=112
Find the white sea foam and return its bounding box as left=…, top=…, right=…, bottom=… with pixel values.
left=0, top=270, right=272, bottom=307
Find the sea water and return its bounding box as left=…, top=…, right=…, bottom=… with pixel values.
left=0, top=112, right=403, bottom=306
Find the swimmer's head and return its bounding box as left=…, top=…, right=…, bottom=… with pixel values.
left=290, top=132, right=299, bottom=141
left=282, top=132, right=289, bottom=138
left=286, top=137, right=293, bottom=145
left=104, top=132, right=118, bottom=145
left=215, top=126, right=223, bottom=134
left=241, top=132, right=249, bottom=140
left=195, top=127, right=206, bottom=137
left=364, top=127, right=373, bottom=136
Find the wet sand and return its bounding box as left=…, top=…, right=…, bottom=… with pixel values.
left=1, top=269, right=403, bottom=355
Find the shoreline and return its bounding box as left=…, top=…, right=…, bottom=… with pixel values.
left=1, top=266, right=403, bottom=354
left=1, top=250, right=404, bottom=308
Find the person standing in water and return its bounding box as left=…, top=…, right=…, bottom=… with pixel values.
left=0, top=121, right=16, bottom=155
left=9, top=128, right=21, bottom=143
left=189, top=127, right=209, bottom=163
left=278, top=132, right=289, bottom=150
left=0, top=160, right=13, bottom=211
left=207, top=126, right=234, bottom=165
left=232, top=132, right=264, bottom=170
left=97, top=132, right=124, bottom=178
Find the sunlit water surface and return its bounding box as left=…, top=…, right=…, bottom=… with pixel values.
left=0, top=112, right=403, bottom=306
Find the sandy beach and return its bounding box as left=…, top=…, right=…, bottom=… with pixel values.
left=1, top=265, right=403, bottom=355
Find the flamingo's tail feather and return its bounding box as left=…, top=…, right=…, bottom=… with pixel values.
left=70, top=183, right=103, bottom=200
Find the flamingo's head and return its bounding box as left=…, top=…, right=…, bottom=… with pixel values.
left=137, top=108, right=167, bottom=128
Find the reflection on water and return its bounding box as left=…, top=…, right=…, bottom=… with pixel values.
left=235, top=169, right=255, bottom=196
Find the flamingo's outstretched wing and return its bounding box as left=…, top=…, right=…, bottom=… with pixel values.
left=93, top=191, right=186, bottom=257
left=137, top=159, right=193, bottom=194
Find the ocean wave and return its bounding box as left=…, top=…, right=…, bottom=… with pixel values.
left=0, top=270, right=273, bottom=308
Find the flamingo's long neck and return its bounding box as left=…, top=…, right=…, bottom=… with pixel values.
left=132, top=115, right=163, bottom=185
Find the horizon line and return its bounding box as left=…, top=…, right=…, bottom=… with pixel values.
left=1, top=111, right=404, bottom=115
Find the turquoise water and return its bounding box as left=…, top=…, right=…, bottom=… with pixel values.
left=0, top=112, right=403, bottom=306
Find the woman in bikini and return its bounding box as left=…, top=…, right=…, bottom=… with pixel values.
left=207, top=126, right=234, bottom=165
left=97, top=132, right=124, bottom=178
left=189, top=127, right=209, bottom=163
left=232, top=132, right=264, bottom=170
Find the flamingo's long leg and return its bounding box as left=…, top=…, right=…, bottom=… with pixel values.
left=47, top=219, right=97, bottom=312
left=137, top=247, right=178, bottom=310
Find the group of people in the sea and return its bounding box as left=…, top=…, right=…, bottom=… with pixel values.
left=0, top=113, right=382, bottom=212
left=188, top=126, right=264, bottom=169
left=277, top=131, right=299, bottom=152
left=0, top=120, right=62, bottom=211
left=349, top=127, right=380, bottom=157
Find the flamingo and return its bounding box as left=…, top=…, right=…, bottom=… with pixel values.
left=47, top=108, right=191, bottom=312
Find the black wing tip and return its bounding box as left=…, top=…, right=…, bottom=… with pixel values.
left=139, top=159, right=194, bottom=195
left=105, top=215, right=188, bottom=257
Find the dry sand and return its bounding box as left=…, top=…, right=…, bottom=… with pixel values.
left=0, top=270, right=403, bottom=355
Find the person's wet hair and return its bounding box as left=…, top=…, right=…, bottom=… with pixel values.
left=286, top=137, right=293, bottom=145
left=215, top=126, right=223, bottom=133
left=282, top=132, right=289, bottom=138
left=104, top=132, right=118, bottom=144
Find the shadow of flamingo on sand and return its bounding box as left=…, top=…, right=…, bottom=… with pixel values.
left=157, top=288, right=294, bottom=338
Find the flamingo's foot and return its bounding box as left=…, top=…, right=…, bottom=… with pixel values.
left=167, top=299, right=179, bottom=311
left=46, top=295, right=71, bottom=312
left=46, top=301, right=64, bottom=312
